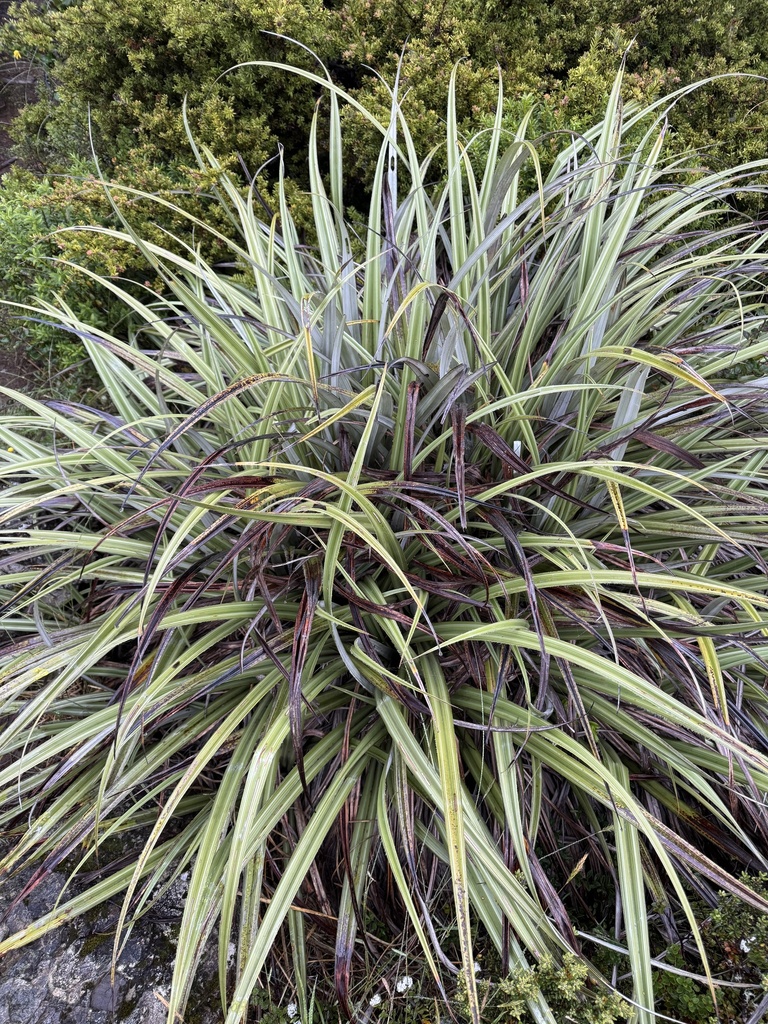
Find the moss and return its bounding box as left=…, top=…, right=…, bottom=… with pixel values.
left=78, top=932, right=112, bottom=958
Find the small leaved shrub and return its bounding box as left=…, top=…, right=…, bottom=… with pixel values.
left=0, top=167, right=94, bottom=386
left=489, top=954, right=630, bottom=1024
left=654, top=876, right=768, bottom=1024
left=6, top=0, right=768, bottom=400
left=5, top=0, right=768, bottom=190
left=0, top=155, right=247, bottom=393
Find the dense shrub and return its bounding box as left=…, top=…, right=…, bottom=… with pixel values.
left=0, top=167, right=94, bottom=378
left=1, top=0, right=331, bottom=173
left=5, top=0, right=768, bottom=178
left=651, top=876, right=768, bottom=1024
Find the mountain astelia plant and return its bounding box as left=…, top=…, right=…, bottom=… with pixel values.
left=2, top=65, right=768, bottom=1024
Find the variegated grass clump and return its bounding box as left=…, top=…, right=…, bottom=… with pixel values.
left=2, top=65, right=768, bottom=1024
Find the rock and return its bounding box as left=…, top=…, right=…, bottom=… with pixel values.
left=0, top=976, right=49, bottom=1023
left=49, top=944, right=104, bottom=1004
left=122, top=990, right=171, bottom=1024
left=90, top=972, right=128, bottom=1013
left=0, top=862, right=224, bottom=1024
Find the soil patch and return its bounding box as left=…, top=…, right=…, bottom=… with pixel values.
left=0, top=333, right=43, bottom=406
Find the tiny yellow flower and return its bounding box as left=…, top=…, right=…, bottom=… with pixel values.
left=13, top=50, right=21, bottom=60
left=7, top=447, right=14, bottom=453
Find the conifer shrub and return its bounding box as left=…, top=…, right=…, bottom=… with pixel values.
left=4, top=0, right=768, bottom=179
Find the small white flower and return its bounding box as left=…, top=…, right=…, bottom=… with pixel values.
left=396, top=976, right=414, bottom=994
left=286, top=1003, right=299, bottom=1020
left=740, top=936, right=756, bottom=953
left=369, top=993, right=382, bottom=1007
left=474, top=962, right=482, bottom=974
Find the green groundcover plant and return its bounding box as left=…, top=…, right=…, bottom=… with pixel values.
left=2, top=66, right=768, bottom=1024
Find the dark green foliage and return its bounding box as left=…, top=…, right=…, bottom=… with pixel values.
left=710, top=875, right=768, bottom=979
left=652, top=944, right=722, bottom=1023
left=5, top=0, right=768, bottom=181
left=654, top=876, right=768, bottom=1024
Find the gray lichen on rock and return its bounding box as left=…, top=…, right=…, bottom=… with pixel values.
left=0, top=866, right=223, bottom=1024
